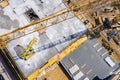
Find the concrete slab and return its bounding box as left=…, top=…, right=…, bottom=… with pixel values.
left=2, top=0, right=66, bottom=27
left=0, top=9, right=19, bottom=34
left=5, top=0, right=87, bottom=77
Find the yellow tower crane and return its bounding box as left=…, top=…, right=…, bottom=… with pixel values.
left=0, top=0, right=103, bottom=49
left=22, top=37, right=38, bottom=60
left=0, top=0, right=114, bottom=80
left=0, top=0, right=114, bottom=51
left=0, top=0, right=115, bottom=48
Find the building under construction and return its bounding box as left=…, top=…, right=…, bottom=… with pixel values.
left=0, top=0, right=120, bottom=80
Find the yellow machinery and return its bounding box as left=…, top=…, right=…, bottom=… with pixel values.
left=22, top=37, right=38, bottom=59
left=0, top=0, right=114, bottom=79
left=0, top=0, right=8, bottom=8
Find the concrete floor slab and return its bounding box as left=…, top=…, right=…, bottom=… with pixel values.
left=0, top=9, right=19, bottom=34
left=5, top=0, right=87, bottom=77
left=2, top=0, right=66, bottom=27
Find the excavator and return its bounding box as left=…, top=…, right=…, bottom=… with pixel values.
left=21, top=37, right=38, bottom=60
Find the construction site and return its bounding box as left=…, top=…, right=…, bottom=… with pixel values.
left=0, top=0, right=120, bottom=80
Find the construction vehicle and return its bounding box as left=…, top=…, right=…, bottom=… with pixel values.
left=22, top=37, right=38, bottom=60
left=0, top=0, right=8, bottom=8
